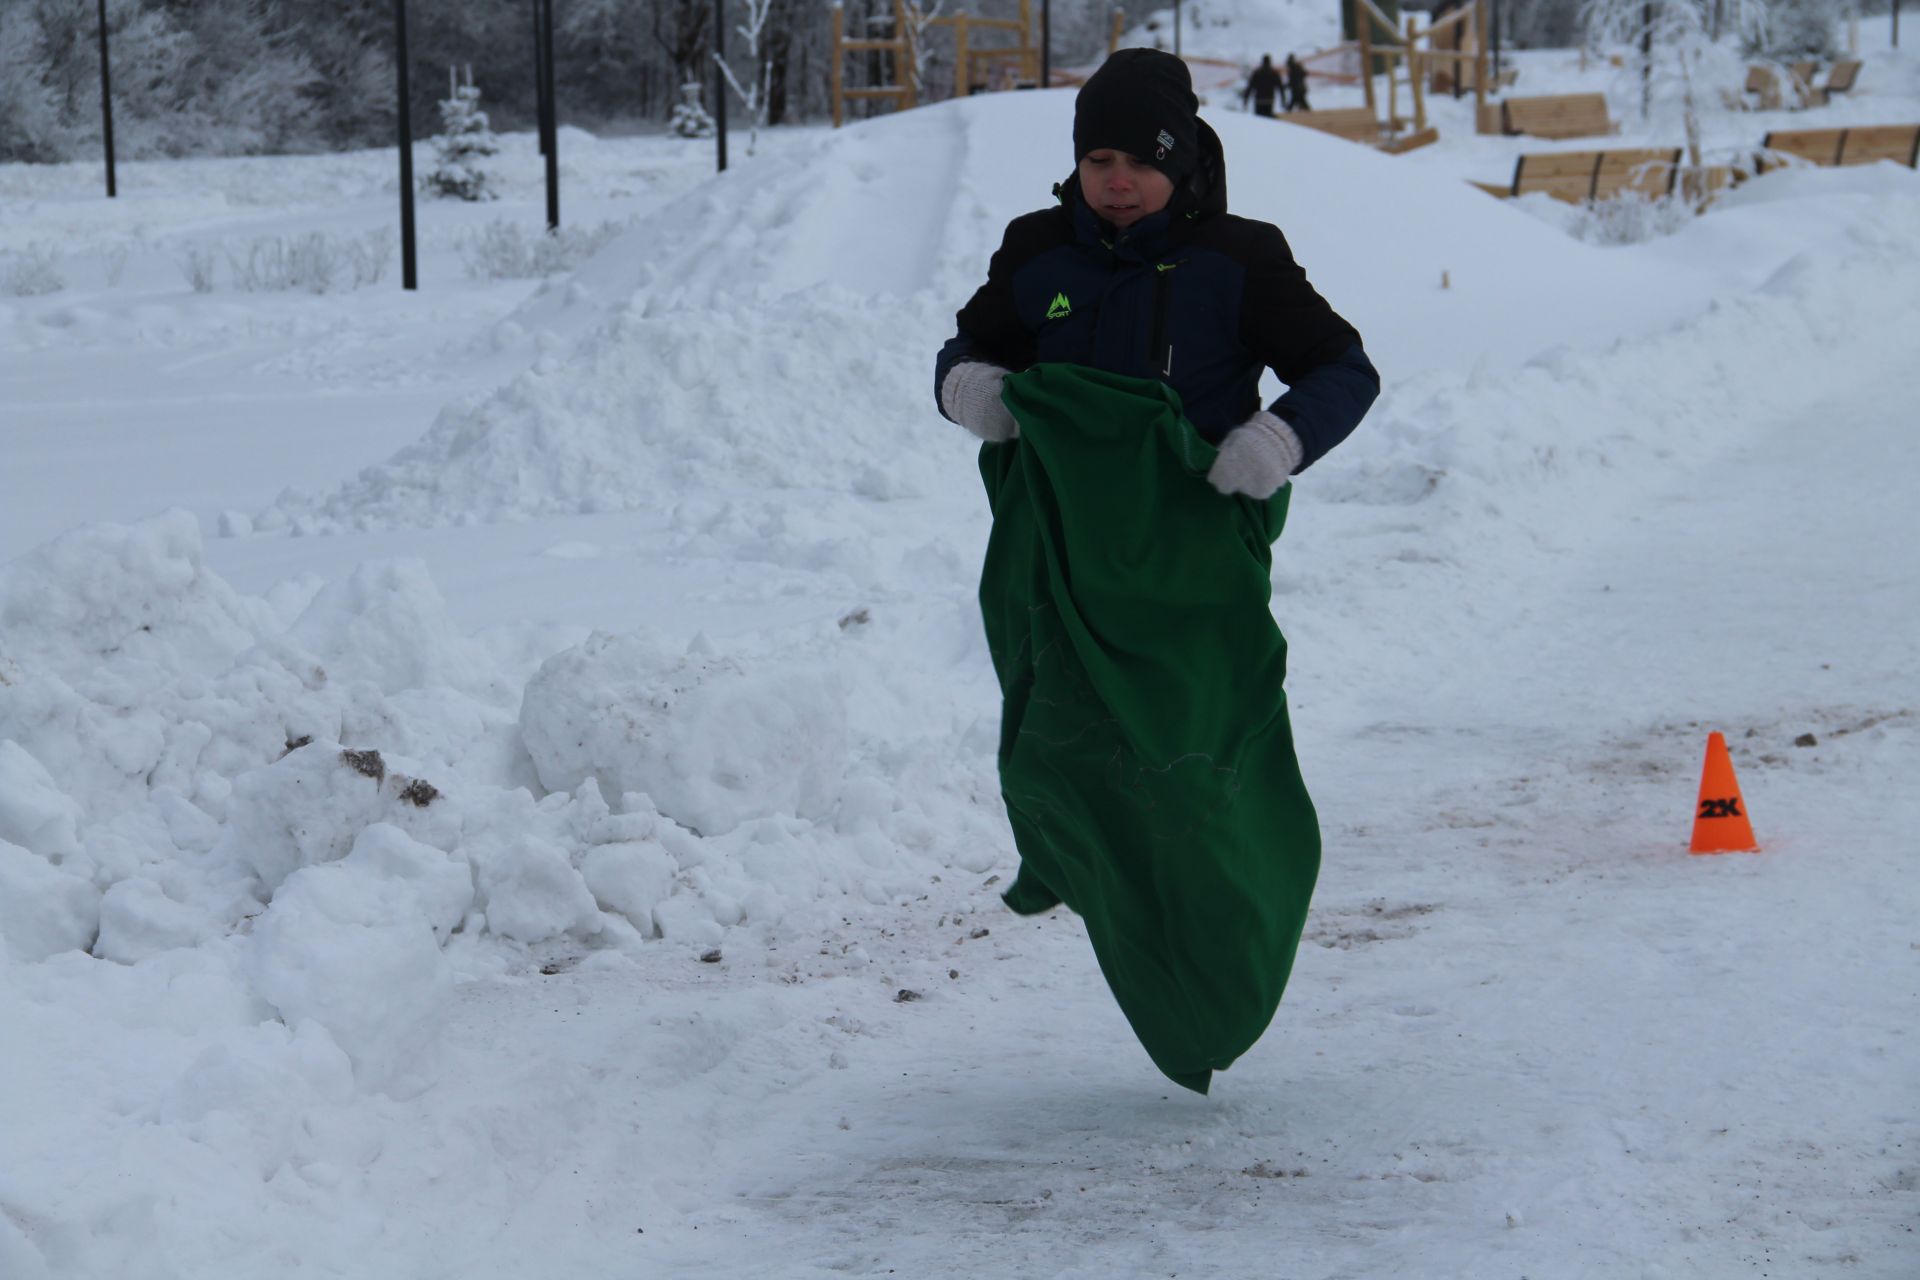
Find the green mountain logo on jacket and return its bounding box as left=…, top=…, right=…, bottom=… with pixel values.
left=1045, top=292, right=1072, bottom=321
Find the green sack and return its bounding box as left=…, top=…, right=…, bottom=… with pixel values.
left=978, top=363, right=1321, bottom=1094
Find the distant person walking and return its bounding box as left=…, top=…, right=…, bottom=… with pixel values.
left=1285, top=53, right=1310, bottom=112
left=1243, top=54, right=1283, bottom=117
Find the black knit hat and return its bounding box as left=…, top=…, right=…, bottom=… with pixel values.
left=1073, top=48, right=1199, bottom=182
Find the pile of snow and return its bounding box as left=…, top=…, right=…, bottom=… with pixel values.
left=1311, top=176, right=1920, bottom=562
left=259, top=91, right=1717, bottom=537
left=0, top=507, right=998, bottom=1086
left=521, top=629, right=848, bottom=837
left=258, top=283, right=954, bottom=532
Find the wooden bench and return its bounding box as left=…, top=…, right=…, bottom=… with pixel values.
left=1789, top=60, right=1819, bottom=99
left=1807, top=58, right=1863, bottom=107
left=1685, top=165, right=1738, bottom=206
left=1738, top=64, right=1785, bottom=110
left=1384, top=125, right=1440, bottom=154
left=1510, top=147, right=1682, bottom=203
left=1500, top=93, right=1613, bottom=140
left=1758, top=125, right=1920, bottom=172
left=1759, top=127, right=1845, bottom=167
left=1741, top=59, right=1862, bottom=110
left=1739, top=63, right=1809, bottom=110
left=1841, top=124, right=1920, bottom=166
left=1277, top=106, right=1381, bottom=144
left=1276, top=109, right=1436, bottom=154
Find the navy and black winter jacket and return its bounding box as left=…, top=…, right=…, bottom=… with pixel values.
left=935, top=121, right=1379, bottom=471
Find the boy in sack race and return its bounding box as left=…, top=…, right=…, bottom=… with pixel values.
left=934, top=48, right=1380, bottom=1092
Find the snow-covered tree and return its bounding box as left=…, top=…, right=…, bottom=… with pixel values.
left=0, top=0, right=195, bottom=162
left=426, top=67, right=499, bottom=200
left=653, top=0, right=716, bottom=110
left=671, top=80, right=717, bottom=138
left=1505, top=0, right=1586, bottom=49
left=160, top=0, right=321, bottom=155
left=283, top=0, right=395, bottom=150
left=715, top=0, right=783, bottom=155
left=1583, top=0, right=1770, bottom=171
left=0, top=5, right=69, bottom=162
left=1757, top=0, right=1843, bottom=59
left=0, top=0, right=1015, bottom=160
left=901, top=0, right=946, bottom=100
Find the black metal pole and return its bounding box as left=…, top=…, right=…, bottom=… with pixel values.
left=1895, top=0, right=1902, bottom=50
left=394, top=0, right=416, bottom=289
left=1640, top=2, right=1653, bottom=119
left=540, top=0, right=559, bottom=229
left=714, top=0, right=727, bottom=172
left=1174, top=0, right=1182, bottom=56
left=533, top=0, right=548, bottom=155
left=96, top=0, right=115, bottom=198
left=1041, top=0, right=1051, bottom=87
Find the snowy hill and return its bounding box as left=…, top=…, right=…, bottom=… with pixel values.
left=3, top=30, right=1920, bottom=1280
left=260, top=87, right=1795, bottom=536
left=1115, top=0, right=1347, bottom=68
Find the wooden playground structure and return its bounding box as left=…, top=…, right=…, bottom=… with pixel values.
left=1250, top=0, right=1493, bottom=153
left=829, top=0, right=1914, bottom=207
left=829, top=0, right=1492, bottom=148
left=830, top=0, right=1047, bottom=127
left=828, top=0, right=1503, bottom=148
left=1335, top=0, right=1499, bottom=144
left=830, top=2, right=1146, bottom=124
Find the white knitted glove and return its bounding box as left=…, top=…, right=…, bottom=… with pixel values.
left=939, top=361, right=1019, bottom=443
left=1206, top=410, right=1303, bottom=498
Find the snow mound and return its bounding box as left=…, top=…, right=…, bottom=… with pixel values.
left=258, top=89, right=1720, bottom=535
left=0, top=510, right=973, bottom=1037
left=0, top=507, right=271, bottom=686
left=244, top=826, right=459, bottom=1091
left=1714, top=158, right=1920, bottom=208
left=262, top=284, right=952, bottom=533
left=521, top=630, right=849, bottom=837
left=0, top=835, right=99, bottom=963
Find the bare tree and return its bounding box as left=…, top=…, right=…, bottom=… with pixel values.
left=1503, top=0, right=1588, bottom=48
left=165, top=0, right=322, bottom=155
left=0, top=3, right=79, bottom=161
left=1583, top=0, right=1769, bottom=170
left=901, top=0, right=947, bottom=99
left=715, top=0, right=777, bottom=153
left=0, top=0, right=879, bottom=160
left=651, top=0, right=713, bottom=107
left=1759, top=0, right=1845, bottom=58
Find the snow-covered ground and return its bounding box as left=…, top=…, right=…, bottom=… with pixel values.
left=3, top=22, right=1918, bottom=1280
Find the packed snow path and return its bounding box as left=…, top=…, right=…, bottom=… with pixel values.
left=508, top=367, right=1914, bottom=1280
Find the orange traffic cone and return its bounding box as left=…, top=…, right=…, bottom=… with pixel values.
left=1690, top=731, right=1758, bottom=854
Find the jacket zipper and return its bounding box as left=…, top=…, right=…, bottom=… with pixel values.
left=1150, top=263, right=1179, bottom=379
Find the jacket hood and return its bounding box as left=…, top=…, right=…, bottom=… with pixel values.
left=1181, top=118, right=1228, bottom=216
left=1057, top=117, right=1227, bottom=256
